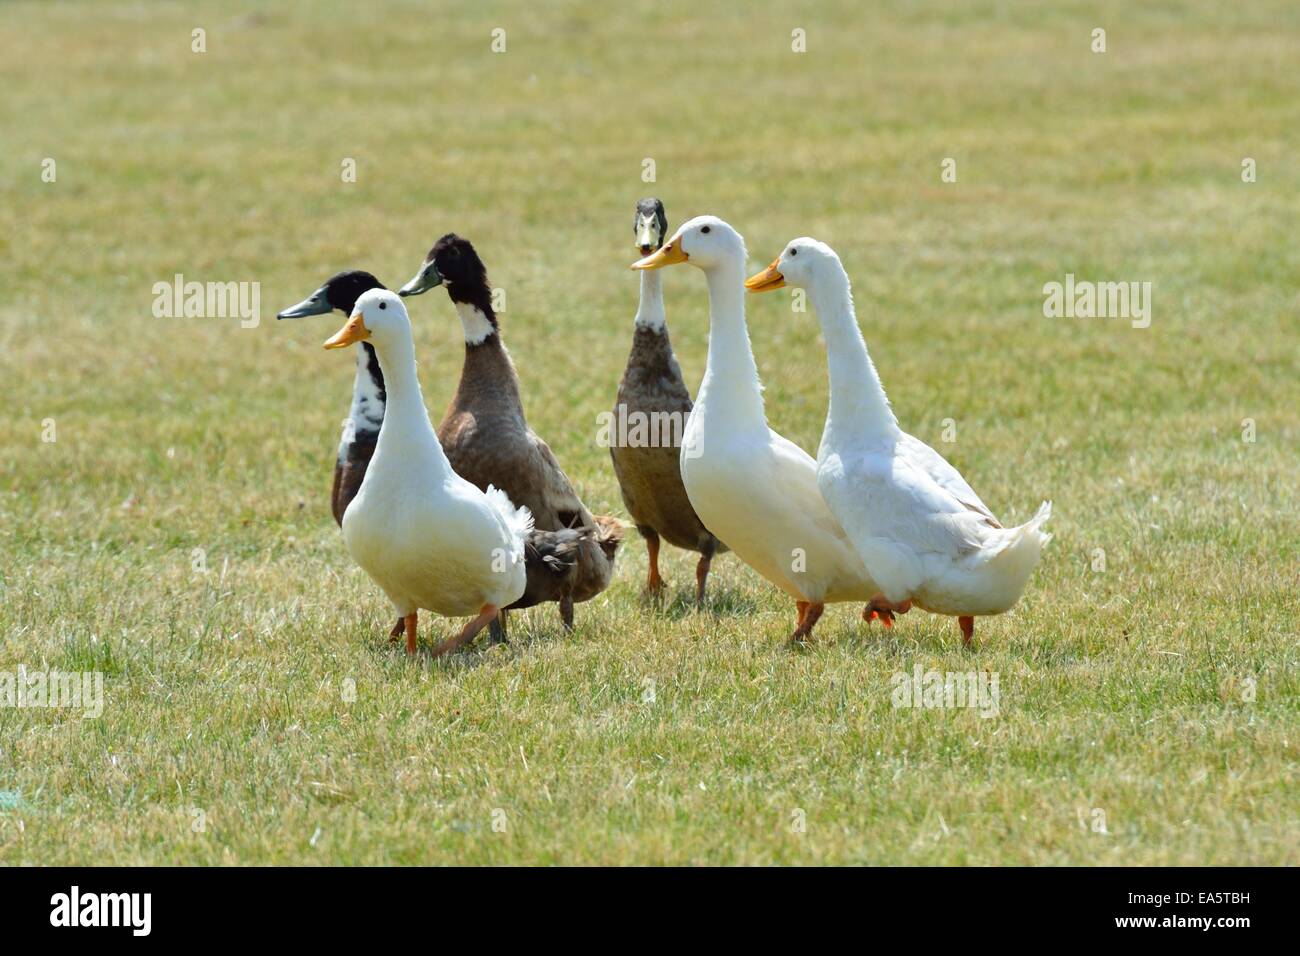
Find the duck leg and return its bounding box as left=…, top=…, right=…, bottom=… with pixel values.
left=790, top=601, right=824, bottom=643
left=644, top=530, right=665, bottom=595
left=694, top=552, right=713, bottom=609
left=388, top=617, right=405, bottom=644
left=864, top=595, right=912, bottom=629
left=559, top=592, right=575, bottom=631
left=402, top=612, right=418, bottom=656
left=432, top=605, right=499, bottom=658
left=958, top=615, right=975, bottom=646
left=487, top=608, right=509, bottom=645
left=694, top=539, right=717, bottom=609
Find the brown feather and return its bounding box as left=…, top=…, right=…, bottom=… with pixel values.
left=437, top=333, right=621, bottom=609
left=610, top=325, right=727, bottom=555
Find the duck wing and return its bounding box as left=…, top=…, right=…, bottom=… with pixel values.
left=897, top=432, right=1000, bottom=527
left=768, top=429, right=852, bottom=541
left=528, top=430, right=596, bottom=530
left=826, top=443, right=996, bottom=562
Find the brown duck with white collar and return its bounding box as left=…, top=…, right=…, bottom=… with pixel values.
left=399, top=234, right=623, bottom=630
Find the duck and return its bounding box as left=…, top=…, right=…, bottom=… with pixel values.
left=279, top=270, right=585, bottom=645
left=610, top=198, right=726, bottom=606
left=399, top=234, right=623, bottom=630
left=322, top=288, right=530, bottom=657
left=745, top=238, right=1052, bottom=644
left=278, top=270, right=388, bottom=526
left=631, top=216, right=880, bottom=643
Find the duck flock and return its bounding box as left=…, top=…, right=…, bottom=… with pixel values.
left=277, top=201, right=1051, bottom=657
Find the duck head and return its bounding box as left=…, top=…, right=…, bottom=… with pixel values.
left=399, top=234, right=488, bottom=301
left=277, top=270, right=385, bottom=319
left=399, top=234, right=499, bottom=343
left=745, top=237, right=838, bottom=294
left=631, top=215, right=744, bottom=272
left=324, top=289, right=409, bottom=351
left=634, top=197, right=667, bottom=256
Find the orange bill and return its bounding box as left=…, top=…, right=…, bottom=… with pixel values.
left=324, top=312, right=370, bottom=349
left=744, top=258, right=785, bottom=292
left=631, top=239, right=688, bottom=270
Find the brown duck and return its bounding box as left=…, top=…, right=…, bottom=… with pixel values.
left=398, top=235, right=623, bottom=630
left=610, top=199, right=726, bottom=606
left=277, top=270, right=585, bottom=647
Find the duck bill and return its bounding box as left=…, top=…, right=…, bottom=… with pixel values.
left=277, top=285, right=332, bottom=319
left=323, top=313, right=370, bottom=349
left=744, top=259, right=785, bottom=293
left=631, top=239, right=687, bottom=270
left=398, top=263, right=443, bottom=297
left=636, top=219, right=660, bottom=255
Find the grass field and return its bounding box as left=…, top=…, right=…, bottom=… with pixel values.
left=1, top=1, right=1296, bottom=865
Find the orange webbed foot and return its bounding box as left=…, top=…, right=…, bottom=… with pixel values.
left=865, top=595, right=910, bottom=628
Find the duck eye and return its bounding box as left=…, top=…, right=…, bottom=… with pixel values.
left=701, top=225, right=711, bottom=234
left=379, top=302, right=387, bottom=310
left=790, top=248, right=797, bottom=256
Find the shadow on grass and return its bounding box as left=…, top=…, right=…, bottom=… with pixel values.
left=637, top=584, right=761, bottom=622
left=366, top=605, right=584, bottom=674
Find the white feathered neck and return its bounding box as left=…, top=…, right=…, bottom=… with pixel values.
left=366, top=327, right=452, bottom=479
left=695, top=246, right=767, bottom=433
left=807, top=260, right=899, bottom=447
left=634, top=269, right=665, bottom=330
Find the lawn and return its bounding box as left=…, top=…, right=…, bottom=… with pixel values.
left=0, top=0, right=1296, bottom=864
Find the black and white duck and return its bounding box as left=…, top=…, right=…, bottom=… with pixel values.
left=278, top=270, right=388, bottom=525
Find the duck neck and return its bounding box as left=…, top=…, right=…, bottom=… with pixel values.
left=343, top=343, right=385, bottom=450
left=698, top=256, right=766, bottom=429
left=634, top=269, right=665, bottom=331
left=368, top=333, right=451, bottom=475
left=449, top=326, right=524, bottom=420
left=455, top=300, right=498, bottom=346
left=808, top=266, right=898, bottom=447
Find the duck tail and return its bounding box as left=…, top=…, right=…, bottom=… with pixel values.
left=984, top=500, right=1052, bottom=587
left=484, top=484, right=534, bottom=560
left=592, top=514, right=626, bottom=563
left=525, top=527, right=586, bottom=579
left=1023, top=500, right=1053, bottom=541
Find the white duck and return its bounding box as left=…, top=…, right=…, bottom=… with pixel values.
left=323, top=288, right=530, bottom=657
left=745, top=239, right=1052, bottom=644
left=632, top=216, right=879, bottom=643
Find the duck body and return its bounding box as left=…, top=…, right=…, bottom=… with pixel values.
left=342, top=448, right=527, bottom=620
left=679, top=410, right=868, bottom=604
left=438, top=328, right=617, bottom=608
left=326, top=289, right=529, bottom=655
left=750, top=237, right=1051, bottom=642
left=817, top=433, right=1050, bottom=617
left=438, top=334, right=578, bottom=528
left=612, top=322, right=718, bottom=552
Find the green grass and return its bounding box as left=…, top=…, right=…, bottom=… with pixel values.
left=0, top=0, right=1296, bottom=864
